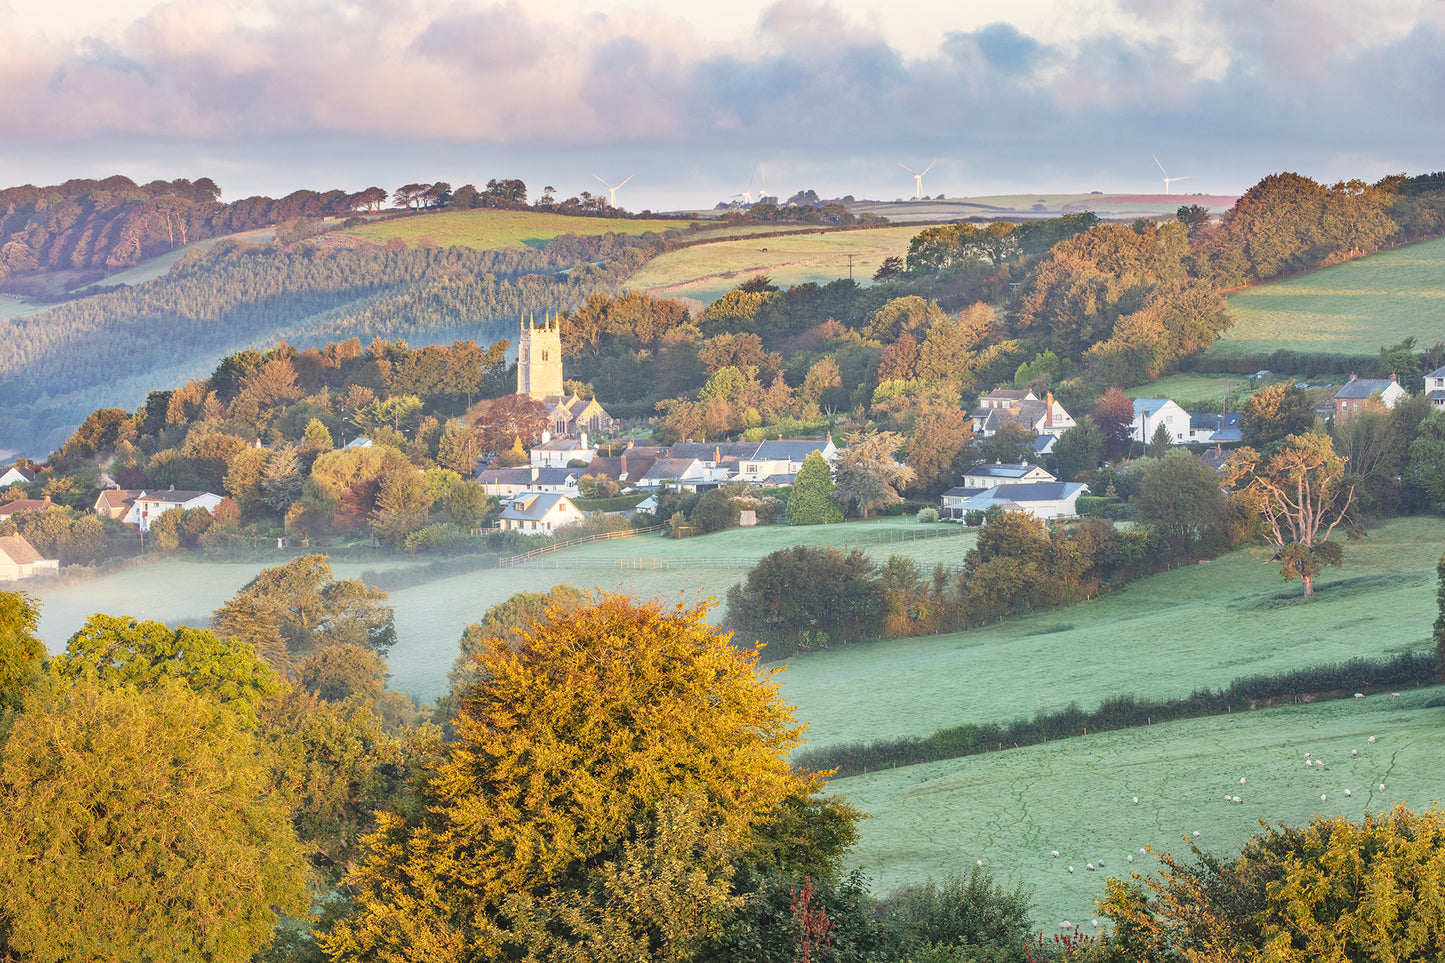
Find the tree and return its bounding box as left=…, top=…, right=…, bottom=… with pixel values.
left=1134, top=449, right=1232, bottom=560
left=1436, top=553, right=1445, bottom=681
left=1051, top=416, right=1104, bottom=482
left=212, top=554, right=396, bottom=658
left=1226, top=433, right=1355, bottom=598
left=262, top=443, right=305, bottom=515
left=1146, top=420, right=1174, bottom=459
left=831, top=431, right=916, bottom=519
left=1241, top=382, right=1316, bottom=446
left=370, top=470, right=431, bottom=548
left=787, top=451, right=844, bottom=526
left=725, top=546, right=882, bottom=650
left=0, top=677, right=308, bottom=963
left=1091, top=387, right=1137, bottom=460
left=323, top=594, right=817, bottom=962
left=906, top=404, right=975, bottom=497
left=0, top=591, right=44, bottom=713
left=1101, top=806, right=1445, bottom=962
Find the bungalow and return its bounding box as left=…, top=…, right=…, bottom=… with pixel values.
left=0, top=497, right=53, bottom=520
left=497, top=493, right=585, bottom=535
left=959, top=461, right=1056, bottom=489
left=93, top=488, right=144, bottom=520
left=939, top=480, right=1087, bottom=522
left=0, top=533, right=59, bottom=581
left=970, top=390, right=1076, bottom=438
left=1427, top=365, right=1445, bottom=409
left=1188, top=412, right=1243, bottom=444
left=1334, top=373, right=1408, bottom=420
left=122, top=489, right=228, bottom=531
left=635, top=457, right=730, bottom=491
left=0, top=464, right=37, bottom=488
left=1131, top=398, right=1191, bottom=444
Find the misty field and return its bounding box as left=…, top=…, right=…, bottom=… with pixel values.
left=1212, top=237, right=1445, bottom=358
left=778, top=516, right=1444, bottom=752
left=335, top=209, right=692, bottom=250
left=626, top=226, right=922, bottom=304
left=839, top=688, right=1445, bottom=932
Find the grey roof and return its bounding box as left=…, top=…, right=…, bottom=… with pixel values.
left=532, top=437, right=591, bottom=452
left=980, top=389, right=1034, bottom=401
left=499, top=492, right=577, bottom=522
left=533, top=468, right=581, bottom=486
left=475, top=467, right=534, bottom=484
left=1132, top=398, right=1179, bottom=418
left=753, top=438, right=833, bottom=461
left=1428, top=365, right=1445, bottom=378
left=640, top=457, right=703, bottom=481
left=1335, top=378, right=1397, bottom=400
left=137, top=489, right=213, bottom=504
left=963, top=462, right=1055, bottom=481
left=1190, top=412, right=1242, bottom=430
left=941, top=486, right=989, bottom=499
left=665, top=442, right=760, bottom=461
left=990, top=481, right=1086, bottom=502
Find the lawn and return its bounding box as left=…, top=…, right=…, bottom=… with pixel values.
left=838, top=688, right=1445, bottom=932
left=336, top=209, right=693, bottom=250
left=1123, top=373, right=1258, bottom=405
left=625, top=226, right=923, bottom=304
left=1211, top=237, right=1445, bottom=358
left=777, top=517, right=1445, bottom=753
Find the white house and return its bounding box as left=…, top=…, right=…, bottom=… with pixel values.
left=1427, top=365, right=1445, bottom=409
left=960, top=461, right=1057, bottom=489
left=530, top=432, right=595, bottom=469
left=970, top=390, right=1076, bottom=438
left=122, top=489, right=228, bottom=531
left=1131, top=399, right=1192, bottom=444
left=475, top=466, right=583, bottom=497
left=1334, top=373, right=1409, bottom=420
left=635, top=457, right=731, bottom=491
left=93, top=488, right=144, bottom=520
left=939, top=481, right=1087, bottom=521
left=0, top=533, right=59, bottom=580
left=0, top=464, right=37, bottom=488
left=497, top=493, right=585, bottom=534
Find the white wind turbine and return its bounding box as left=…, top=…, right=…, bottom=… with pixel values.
left=1153, top=155, right=1191, bottom=195
left=899, top=160, right=937, bottom=200
left=736, top=169, right=756, bottom=205
left=592, top=173, right=633, bottom=208
left=757, top=164, right=771, bottom=203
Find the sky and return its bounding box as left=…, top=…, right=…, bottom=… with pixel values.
left=1, top=0, right=1441, bottom=210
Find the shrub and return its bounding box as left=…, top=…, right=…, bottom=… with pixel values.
left=916, top=507, right=939, bottom=523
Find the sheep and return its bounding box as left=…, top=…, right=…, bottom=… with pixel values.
left=1132, top=796, right=1139, bottom=804
left=1092, top=919, right=1099, bottom=928
left=976, top=860, right=983, bottom=867
left=1224, top=793, right=1234, bottom=802
left=1380, top=784, right=1386, bottom=791
left=1369, top=736, right=1376, bottom=743
left=1069, top=866, right=1075, bottom=873
left=1391, top=692, right=1400, bottom=698
left=1087, top=863, right=1095, bottom=871
left=1193, top=831, right=1201, bottom=837
left=1140, top=848, right=1147, bottom=855
left=1127, top=854, right=1134, bottom=863
left=1305, top=752, right=1311, bottom=758
left=1352, top=749, right=1358, bottom=756
left=1322, top=794, right=1328, bottom=801
left=1240, top=777, right=1247, bottom=785
left=1052, top=850, right=1060, bottom=858
left=1233, top=796, right=1241, bottom=803
left=1344, top=789, right=1351, bottom=796
left=1060, top=921, right=1072, bottom=929
left=1355, top=693, right=1364, bottom=699
left=1306, top=760, right=1313, bottom=767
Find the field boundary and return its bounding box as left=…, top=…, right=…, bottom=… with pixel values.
left=496, top=525, right=665, bottom=567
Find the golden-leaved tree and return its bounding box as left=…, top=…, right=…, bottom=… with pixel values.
left=322, top=593, right=825, bottom=963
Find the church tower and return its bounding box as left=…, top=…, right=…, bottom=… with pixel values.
left=517, top=314, right=564, bottom=399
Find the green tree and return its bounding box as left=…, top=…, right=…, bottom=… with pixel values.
left=0, top=677, right=308, bottom=963
left=787, top=451, right=844, bottom=526
left=323, top=594, right=818, bottom=962
left=1051, top=415, right=1104, bottom=482
left=1406, top=409, right=1445, bottom=502
left=1241, top=382, right=1316, bottom=447
left=0, top=591, right=44, bottom=714
left=1134, top=449, right=1231, bottom=560
left=1146, top=420, right=1174, bottom=458
left=370, top=470, right=431, bottom=548
left=213, top=554, right=396, bottom=658
left=831, top=431, right=916, bottom=519
left=725, top=546, right=881, bottom=650
left=1226, top=433, right=1355, bottom=598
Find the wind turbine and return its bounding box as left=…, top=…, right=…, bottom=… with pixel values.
left=592, top=173, right=633, bottom=208
left=756, top=164, right=771, bottom=203
left=736, top=169, right=755, bottom=205
left=1152, top=155, right=1191, bottom=195
left=899, top=160, right=937, bottom=200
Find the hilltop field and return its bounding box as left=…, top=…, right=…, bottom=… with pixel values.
left=1212, top=236, right=1445, bottom=359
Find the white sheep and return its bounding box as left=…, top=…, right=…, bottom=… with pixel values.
left=1224, top=794, right=1233, bottom=802
left=976, top=860, right=983, bottom=867
left=1304, top=752, right=1311, bottom=758
left=1233, top=796, right=1241, bottom=803
left=1127, top=854, right=1134, bottom=863
left=1132, top=796, right=1139, bottom=804
left=1355, top=693, right=1364, bottom=699
left=1193, top=831, right=1201, bottom=837
left=1344, top=789, right=1351, bottom=796
left=1321, top=794, right=1327, bottom=801
left=1380, top=784, right=1386, bottom=791
left=1240, top=777, right=1247, bottom=785
left=1352, top=749, right=1358, bottom=756
left=1087, top=863, right=1095, bottom=871
left=1140, top=847, right=1147, bottom=855
left=1069, top=866, right=1074, bottom=873
left=1092, top=919, right=1099, bottom=928
left=1052, top=850, right=1060, bottom=858
left=1306, top=760, right=1313, bottom=767
left=1060, top=921, right=1072, bottom=929
left=1369, top=736, right=1376, bottom=744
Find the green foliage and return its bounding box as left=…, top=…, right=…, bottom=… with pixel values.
left=0, top=677, right=308, bottom=963
left=0, top=591, right=44, bottom=713
left=324, top=594, right=817, bottom=962
left=833, top=431, right=916, bottom=519
left=725, top=546, right=882, bottom=652
left=1051, top=416, right=1103, bottom=482
left=881, top=867, right=1034, bottom=960
left=1241, top=382, right=1316, bottom=446
left=5, top=504, right=105, bottom=564
left=789, top=451, right=844, bottom=525
left=1133, top=449, right=1232, bottom=559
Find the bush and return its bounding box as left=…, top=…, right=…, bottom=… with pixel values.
left=916, top=507, right=939, bottom=523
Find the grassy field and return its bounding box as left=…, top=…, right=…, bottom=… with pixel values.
left=1123, top=373, right=1259, bottom=405
left=849, top=194, right=1238, bottom=223
left=336, top=209, right=693, bottom=250
left=30, top=517, right=970, bottom=704
left=626, top=226, right=923, bottom=304
left=777, top=516, right=1444, bottom=752
left=1211, top=237, right=1445, bottom=358
left=839, top=688, right=1445, bottom=930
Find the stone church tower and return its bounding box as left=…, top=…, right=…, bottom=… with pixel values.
left=517, top=314, right=563, bottom=399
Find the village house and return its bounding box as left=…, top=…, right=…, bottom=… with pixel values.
left=1334, top=373, right=1408, bottom=419
left=1130, top=398, right=1191, bottom=444
left=93, top=488, right=144, bottom=520
left=959, top=461, right=1057, bottom=489
left=0, top=464, right=37, bottom=488
left=1188, top=412, right=1243, bottom=444
left=475, top=466, right=584, bottom=498
left=530, top=432, right=595, bottom=468
left=939, top=480, right=1087, bottom=522
left=970, top=389, right=1076, bottom=438
left=497, top=492, right=585, bottom=535
left=122, top=489, right=228, bottom=531
left=0, top=496, right=54, bottom=521
left=1427, top=365, right=1445, bottom=409
left=0, top=533, right=59, bottom=581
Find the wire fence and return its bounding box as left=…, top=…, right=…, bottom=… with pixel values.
left=497, top=525, right=666, bottom=567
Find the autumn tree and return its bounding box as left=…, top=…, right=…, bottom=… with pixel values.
left=0, top=591, right=44, bottom=713
left=831, top=431, right=916, bottom=519
left=906, top=403, right=975, bottom=497
left=1226, top=433, right=1356, bottom=598
left=1091, top=387, right=1137, bottom=460
left=1101, top=806, right=1445, bottom=962
left=323, top=594, right=821, bottom=962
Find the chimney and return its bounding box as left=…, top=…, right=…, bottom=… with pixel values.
left=580, top=431, right=588, bottom=448
left=1349, top=372, right=1358, bottom=382
left=541, top=429, right=551, bottom=444
left=621, top=452, right=628, bottom=480
left=1389, top=373, right=1397, bottom=383
left=1045, top=391, right=1055, bottom=428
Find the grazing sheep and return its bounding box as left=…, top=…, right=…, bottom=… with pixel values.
left=1391, top=692, right=1400, bottom=698
left=1087, top=863, right=1095, bottom=871
left=976, top=860, right=983, bottom=867
left=1233, top=796, right=1241, bottom=803
left=1193, top=831, right=1201, bottom=837
left=1380, top=784, right=1386, bottom=791
left=1060, top=921, right=1072, bottom=929
left=1305, top=753, right=1311, bottom=758
left=1052, top=850, right=1060, bottom=858
left=1224, top=794, right=1233, bottom=802
left=1240, top=777, right=1247, bottom=785
left=1132, top=796, right=1139, bottom=804
left=1128, top=854, right=1134, bottom=863
left=1344, top=789, right=1351, bottom=796
left=1321, top=794, right=1327, bottom=801
left=1352, top=749, right=1358, bottom=756
left=1369, top=736, right=1376, bottom=743
left=1069, top=866, right=1074, bottom=873
left=1140, top=848, right=1147, bottom=855
left=1092, top=919, right=1099, bottom=928
left=1355, top=693, right=1364, bottom=699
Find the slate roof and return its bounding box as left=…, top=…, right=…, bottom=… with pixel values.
left=963, top=463, right=1055, bottom=481
left=0, top=498, right=52, bottom=517
left=499, top=492, right=578, bottom=523
left=639, top=457, right=704, bottom=482
left=991, top=481, right=1085, bottom=502
left=753, top=439, right=834, bottom=461
left=1428, top=365, right=1445, bottom=379
left=1132, top=398, right=1180, bottom=419
left=136, top=489, right=212, bottom=505
left=475, top=467, right=535, bottom=485
left=1335, top=378, right=1397, bottom=400
left=0, top=465, right=37, bottom=483
left=1189, top=412, right=1242, bottom=431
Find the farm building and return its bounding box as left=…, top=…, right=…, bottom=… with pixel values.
left=0, top=533, right=58, bottom=581
left=1334, top=373, right=1408, bottom=419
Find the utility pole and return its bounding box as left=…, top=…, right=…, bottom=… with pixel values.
left=844, top=253, right=856, bottom=280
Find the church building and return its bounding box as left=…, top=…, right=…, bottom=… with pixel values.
left=517, top=315, right=616, bottom=437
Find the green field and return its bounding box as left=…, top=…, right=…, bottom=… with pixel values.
left=626, top=226, right=923, bottom=304
left=336, top=209, right=693, bottom=250
left=849, top=193, right=1238, bottom=223
left=1212, top=237, right=1445, bottom=358
left=1123, top=373, right=1259, bottom=405
left=778, top=517, right=1441, bottom=753
left=839, top=688, right=1445, bottom=929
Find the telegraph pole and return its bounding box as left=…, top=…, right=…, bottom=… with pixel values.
left=844, top=253, right=856, bottom=280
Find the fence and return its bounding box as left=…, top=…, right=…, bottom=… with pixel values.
left=496, top=525, right=665, bottom=567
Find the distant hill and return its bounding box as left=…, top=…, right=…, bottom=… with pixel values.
left=848, top=192, right=1239, bottom=223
